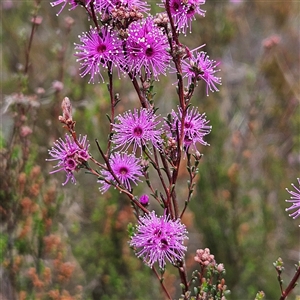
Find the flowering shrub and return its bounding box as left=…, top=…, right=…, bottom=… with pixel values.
left=1, top=0, right=299, bottom=299
left=44, top=0, right=300, bottom=299
left=47, top=1, right=228, bottom=298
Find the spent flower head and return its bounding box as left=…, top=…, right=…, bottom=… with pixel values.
left=285, top=178, right=300, bottom=224
left=75, top=26, right=124, bottom=83
left=47, top=134, right=90, bottom=185
left=182, top=49, right=221, bottom=96
left=130, top=211, right=188, bottom=269
left=125, top=17, right=171, bottom=80
left=98, top=152, right=143, bottom=193
left=166, top=106, right=212, bottom=151
left=112, top=108, right=162, bottom=153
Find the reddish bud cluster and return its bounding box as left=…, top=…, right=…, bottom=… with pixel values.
left=111, top=6, right=143, bottom=22
left=153, top=12, right=169, bottom=26
left=58, top=262, right=75, bottom=283
left=18, top=217, right=32, bottom=239
left=48, top=289, right=75, bottom=300
left=44, top=186, right=57, bottom=205
left=20, top=197, right=37, bottom=216
left=194, top=248, right=216, bottom=267
left=18, top=172, right=27, bottom=194
left=31, top=16, right=43, bottom=25
left=20, top=125, right=33, bottom=138
left=11, top=256, right=23, bottom=274
left=217, top=278, right=227, bottom=293
left=27, top=267, right=45, bottom=289
left=263, top=35, right=281, bottom=50
left=44, top=234, right=62, bottom=254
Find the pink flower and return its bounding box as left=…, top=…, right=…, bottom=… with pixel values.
left=112, top=108, right=162, bottom=153
left=75, top=26, right=124, bottom=83
left=47, top=134, right=90, bottom=185
left=162, top=0, right=205, bottom=34
left=182, top=49, right=221, bottom=96
left=98, top=152, right=143, bottom=193
left=50, top=0, right=92, bottom=15
left=124, top=17, right=171, bottom=80
left=130, top=211, right=188, bottom=268
left=285, top=178, right=300, bottom=224
left=166, top=106, right=212, bottom=151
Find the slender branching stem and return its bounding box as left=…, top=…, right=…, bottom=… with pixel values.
left=176, top=260, right=189, bottom=298
left=180, top=154, right=197, bottom=218
left=159, top=152, right=172, bottom=182
left=152, top=148, right=172, bottom=214
left=129, top=73, right=149, bottom=108
left=24, top=3, right=41, bottom=75
left=106, top=66, right=115, bottom=154
left=279, top=266, right=300, bottom=300
left=152, top=267, right=173, bottom=300
left=89, top=2, right=100, bottom=31
left=143, top=149, right=168, bottom=207
left=142, top=170, right=163, bottom=205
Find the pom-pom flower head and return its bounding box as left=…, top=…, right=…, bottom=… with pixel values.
left=285, top=178, right=300, bottom=223
left=47, top=134, right=90, bottom=185
left=130, top=211, right=188, bottom=269
left=75, top=26, right=124, bottom=83
left=162, top=0, right=206, bottom=34
left=98, top=152, right=143, bottom=193
left=51, top=0, right=92, bottom=15
left=166, top=106, right=212, bottom=151
left=112, top=108, right=162, bottom=153
left=182, top=49, right=221, bottom=96
left=125, top=17, right=171, bottom=80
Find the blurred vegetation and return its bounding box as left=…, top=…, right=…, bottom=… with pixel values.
left=1, top=0, right=299, bottom=299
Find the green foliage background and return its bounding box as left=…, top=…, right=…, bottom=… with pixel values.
left=1, top=0, right=299, bottom=299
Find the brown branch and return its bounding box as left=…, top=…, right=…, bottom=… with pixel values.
left=106, top=67, right=115, bottom=155
left=152, top=267, right=173, bottom=300
left=128, top=73, right=149, bottom=108
left=279, top=266, right=300, bottom=300
left=24, top=5, right=41, bottom=75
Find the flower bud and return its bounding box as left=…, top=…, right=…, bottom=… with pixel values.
left=64, top=16, right=75, bottom=28
left=61, top=97, right=72, bottom=121
left=216, top=263, right=225, bottom=273
left=31, top=16, right=43, bottom=25
left=139, top=194, right=149, bottom=206
left=52, top=80, right=64, bottom=92
left=20, top=126, right=32, bottom=138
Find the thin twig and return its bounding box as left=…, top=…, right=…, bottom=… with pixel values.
left=152, top=267, right=173, bottom=300
left=89, top=2, right=100, bottom=31
left=24, top=5, right=41, bottom=75
left=279, top=266, right=300, bottom=300
left=128, top=73, right=149, bottom=108
left=106, top=66, right=115, bottom=155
